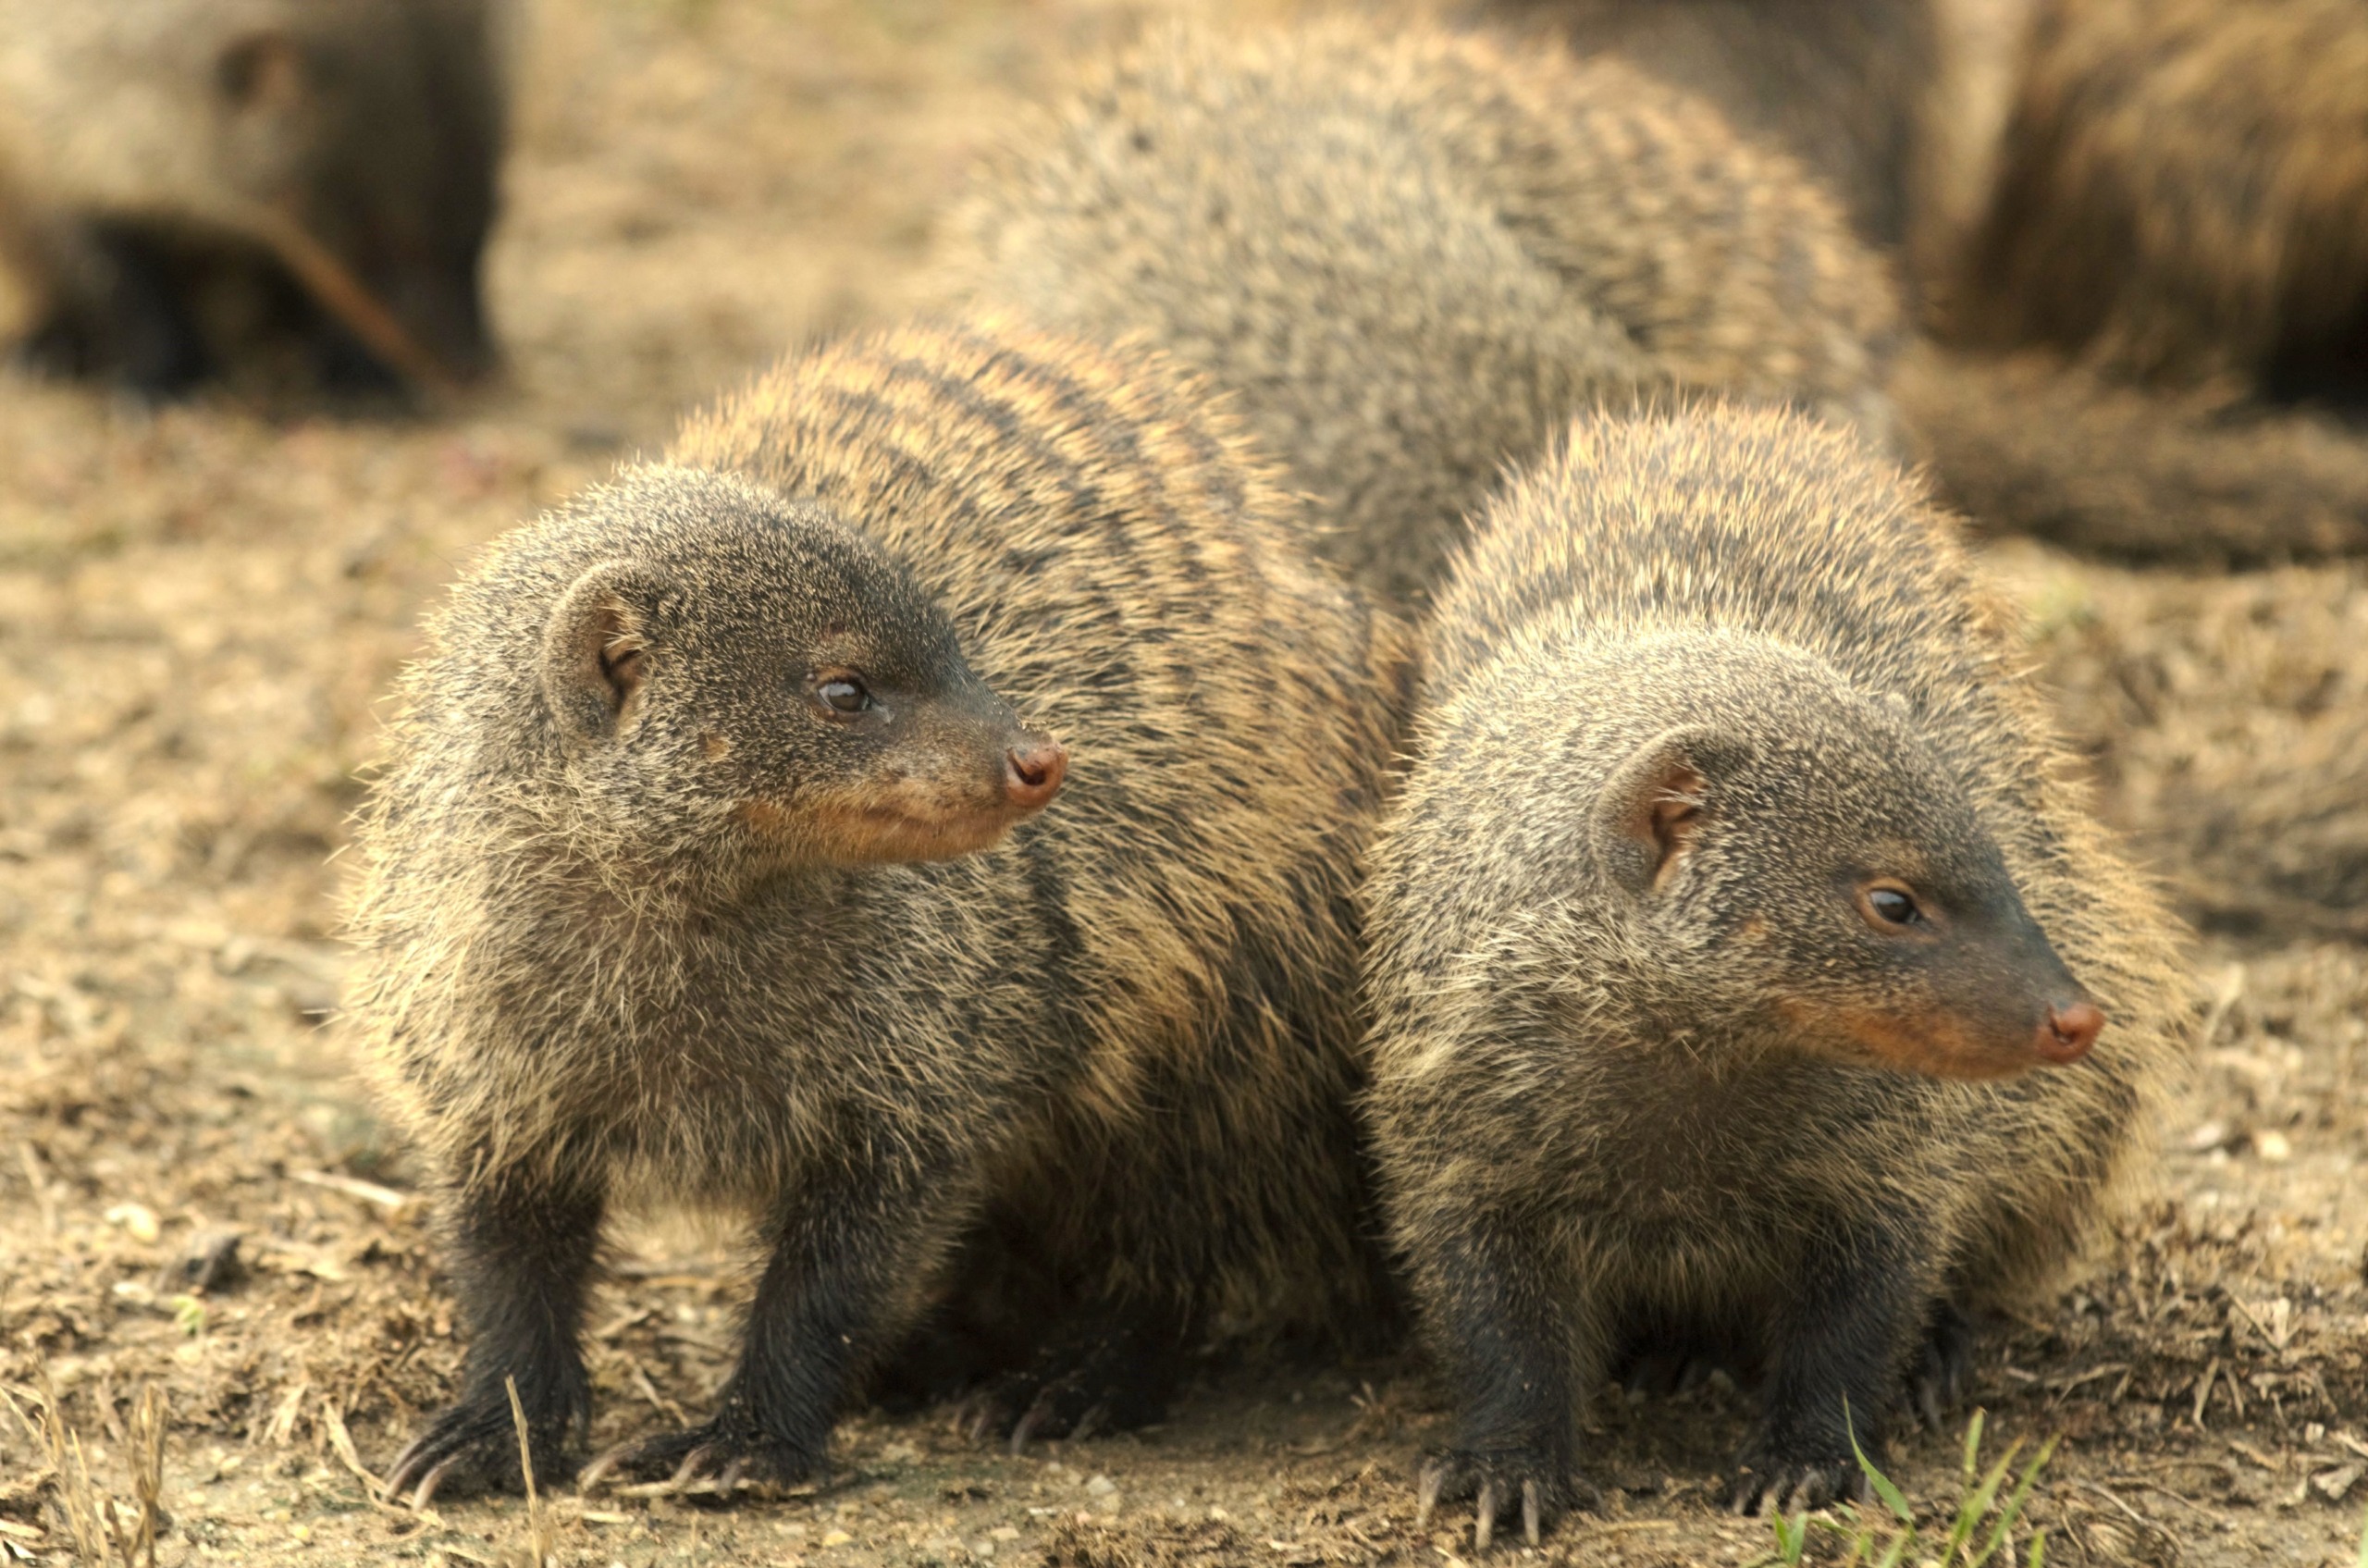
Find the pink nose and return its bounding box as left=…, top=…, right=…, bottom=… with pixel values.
left=1005, top=738, right=1068, bottom=811
left=2035, top=1001, right=2104, bottom=1064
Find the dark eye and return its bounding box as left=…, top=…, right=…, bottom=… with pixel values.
left=817, top=677, right=872, bottom=714
left=1867, top=887, right=1920, bottom=925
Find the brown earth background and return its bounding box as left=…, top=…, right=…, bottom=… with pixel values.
left=2, top=3, right=2366, bottom=1565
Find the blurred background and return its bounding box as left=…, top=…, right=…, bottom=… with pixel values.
left=0, top=2, right=2363, bottom=1565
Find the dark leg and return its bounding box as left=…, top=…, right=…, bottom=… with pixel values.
left=1912, top=1300, right=1975, bottom=1432
left=385, top=1163, right=606, bottom=1505
left=22, top=226, right=216, bottom=398
left=1415, top=1216, right=1586, bottom=1550
left=584, top=1156, right=967, bottom=1492
left=1730, top=1222, right=1930, bottom=1513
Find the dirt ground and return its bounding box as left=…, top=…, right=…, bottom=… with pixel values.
left=3, top=3, right=2366, bottom=1565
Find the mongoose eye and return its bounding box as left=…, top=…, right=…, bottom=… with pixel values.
left=1863, top=885, right=1922, bottom=926
left=817, top=677, right=873, bottom=714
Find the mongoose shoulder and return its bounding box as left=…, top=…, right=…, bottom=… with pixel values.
left=346, top=316, right=1408, bottom=1500
left=0, top=0, right=505, bottom=398
left=940, top=19, right=1901, bottom=603
left=1363, top=403, right=2190, bottom=1539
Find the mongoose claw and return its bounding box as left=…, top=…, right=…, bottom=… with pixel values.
left=967, top=1320, right=1175, bottom=1451
left=1726, top=1448, right=1867, bottom=1515
left=1414, top=1449, right=1579, bottom=1549
left=384, top=1395, right=576, bottom=1506
left=579, top=1422, right=820, bottom=1496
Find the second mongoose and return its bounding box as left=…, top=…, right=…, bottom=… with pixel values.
left=347, top=317, right=1407, bottom=1501
left=1907, top=0, right=2368, bottom=561
left=0, top=0, right=506, bottom=398
left=940, top=19, right=1902, bottom=603
left=1364, top=404, right=2189, bottom=1542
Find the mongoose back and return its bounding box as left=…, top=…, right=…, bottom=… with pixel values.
left=346, top=317, right=1407, bottom=1500
left=1363, top=404, right=2189, bottom=1540
left=1473, top=0, right=1942, bottom=253
left=0, top=0, right=505, bottom=398
left=1905, top=0, right=2368, bottom=560
left=940, top=19, right=1902, bottom=603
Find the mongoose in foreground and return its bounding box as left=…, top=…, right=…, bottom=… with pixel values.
left=1906, top=0, right=2368, bottom=561
left=1363, top=405, right=2189, bottom=1541
left=940, top=19, right=1901, bottom=603
left=0, top=0, right=506, bottom=399
left=346, top=317, right=1407, bottom=1500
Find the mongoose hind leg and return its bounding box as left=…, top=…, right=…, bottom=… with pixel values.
left=1413, top=1217, right=1594, bottom=1549
left=582, top=1155, right=970, bottom=1495
left=1728, top=1220, right=1931, bottom=1513
left=385, top=1165, right=605, bottom=1506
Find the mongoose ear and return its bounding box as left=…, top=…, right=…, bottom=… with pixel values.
left=216, top=32, right=312, bottom=116
left=1594, top=728, right=1716, bottom=894
left=541, top=562, right=669, bottom=747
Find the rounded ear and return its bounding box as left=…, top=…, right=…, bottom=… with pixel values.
left=216, top=32, right=311, bottom=115
left=541, top=562, right=671, bottom=748
left=1591, top=726, right=1724, bottom=894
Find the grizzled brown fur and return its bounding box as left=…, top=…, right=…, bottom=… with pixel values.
left=1474, top=0, right=1942, bottom=253
left=941, top=19, right=1901, bottom=603
left=1912, top=0, right=2368, bottom=561
left=0, top=0, right=505, bottom=398
left=345, top=317, right=1407, bottom=1500
left=1897, top=342, right=2368, bottom=560
left=1364, top=406, right=2189, bottom=1540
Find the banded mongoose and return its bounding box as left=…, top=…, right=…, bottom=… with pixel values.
left=1363, top=405, right=2189, bottom=1541
left=0, top=0, right=506, bottom=399
left=1472, top=0, right=1942, bottom=254
left=1905, top=0, right=2368, bottom=561
left=346, top=317, right=1408, bottom=1501
left=940, top=19, right=1902, bottom=604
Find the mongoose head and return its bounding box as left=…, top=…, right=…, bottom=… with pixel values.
left=535, top=467, right=1067, bottom=874
left=1585, top=645, right=2102, bottom=1081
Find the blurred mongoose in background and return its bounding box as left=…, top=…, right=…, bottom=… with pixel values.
left=1903, top=0, right=2368, bottom=562
left=345, top=318, right=1407, bottom=1500
left=1363, top=405, right=2189, bottom=1542
left=0, top=0, right=506, bottom=399
left=1472, top=0, right=1941, bottom=253
left=940, top=19, right=1901, bottom=603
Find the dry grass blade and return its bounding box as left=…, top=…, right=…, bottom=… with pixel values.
left=32, top=1366, right=105, bottom=1565
left=505, top=1376, right=552, bottom=1568
left=98, top=1386, right=166, bottom=1568
left=291, top=1169, right=411, bottom=1212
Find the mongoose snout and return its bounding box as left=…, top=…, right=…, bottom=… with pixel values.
left=1823, top=878, right=2109, bottom=1080
left=1003, top=737, right=1068, bottom=810
left=2040, top=1000, right=2105, bottom=1063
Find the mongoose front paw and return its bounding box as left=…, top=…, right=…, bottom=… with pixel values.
left=385, top=1395, right=578, bottom=1508
left=1727, top=1439, right=1868, bottom=1514
left=578, top=1422, right=821, bottom=1496
left=1415, top=1447, right=1585, bottom=1550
